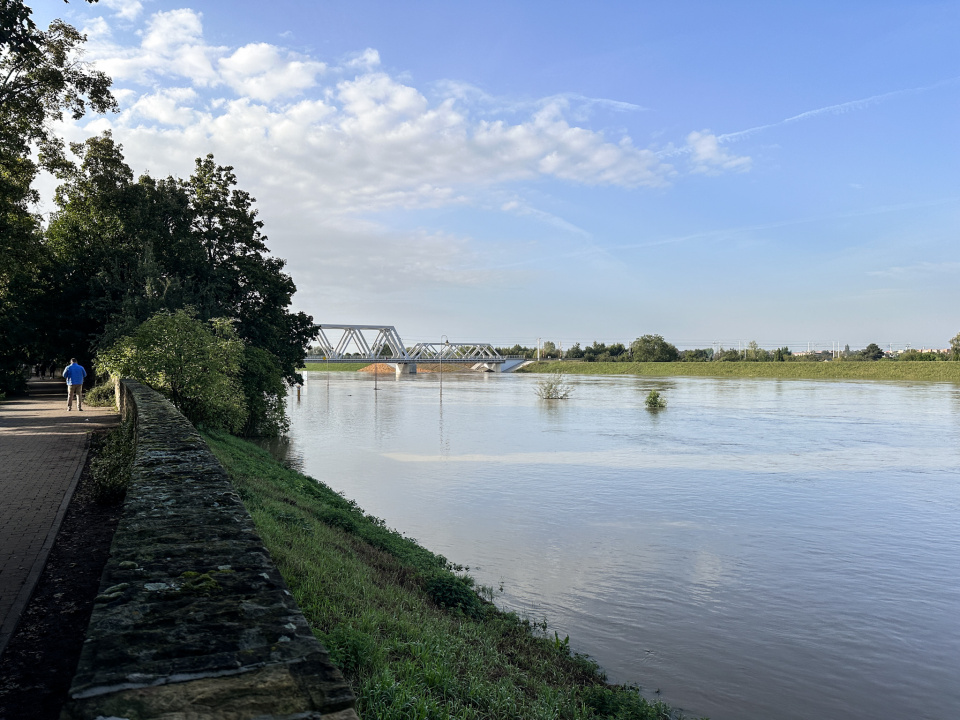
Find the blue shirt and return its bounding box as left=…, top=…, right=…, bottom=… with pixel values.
left=63, top=363, right=87, bottom=386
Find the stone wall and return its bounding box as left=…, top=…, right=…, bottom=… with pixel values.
left=62, top=380, right=358, bottom=720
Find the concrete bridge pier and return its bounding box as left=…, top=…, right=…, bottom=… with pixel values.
left=472, top=362, right=502, bottom=372
left=389, top=362, right=417, bottom=376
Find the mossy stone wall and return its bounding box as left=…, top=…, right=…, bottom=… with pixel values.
left=62, top=380, right=358, bottom=720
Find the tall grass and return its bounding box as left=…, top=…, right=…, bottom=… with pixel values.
left=520, top=361, right=960, bottom=382
left=203, top=430, right=693, bottom=720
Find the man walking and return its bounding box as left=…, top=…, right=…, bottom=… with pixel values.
left=63, top=358, right=87, bottom=411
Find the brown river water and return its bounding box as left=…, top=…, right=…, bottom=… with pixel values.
left=263, top=371, right=960, bottom=720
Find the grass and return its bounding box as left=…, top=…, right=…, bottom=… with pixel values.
left=299, top=362, right=373, bottom=372
left=519, top=360, right=960, bottom=382
left=203, top=430, right=693, bottom=720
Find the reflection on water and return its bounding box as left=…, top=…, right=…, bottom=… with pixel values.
left=275, top=371, right=960, bottom=720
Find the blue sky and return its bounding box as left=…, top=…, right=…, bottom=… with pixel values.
left=37, top=0, right=960, bottom=350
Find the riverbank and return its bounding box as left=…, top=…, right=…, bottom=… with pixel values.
left=203, top=430, right=693, bottom=720
left=518, top=360, right=960, bottom=382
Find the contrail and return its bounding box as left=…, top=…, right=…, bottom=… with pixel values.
left=718, top=76, right=960, bottom=144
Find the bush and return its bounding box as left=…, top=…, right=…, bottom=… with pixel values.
left=84, top=380, right=116, bottom=407
left=97, top=308, right=248, bottom=432
left=426, top=573, right=485, bottom=619
left=535, top=371, right=574, bottom=399
left=90, top=420, right=135, bottom=504
left=645, top=390, right=666, bottom=409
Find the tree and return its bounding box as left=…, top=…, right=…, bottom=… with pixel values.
left=46, top=139, right=317, bottom=435
left=566, top=342, right=584, bottom=359
left=680, top=348, right=712, bottom=362
left=179, top=155, right=317, bottom=389
left=0, top=0, right=115, bottom=394
left=97, top=309, right=248, bottom=433
left=0, top=1, right=115, bottom=168
left=950, top=333, right=960, bottom=360
left=630, top=334, right=680, bottom=362
left=607, top=342, right=627, bottom=359
left=859, top=343, right=884, bottom=361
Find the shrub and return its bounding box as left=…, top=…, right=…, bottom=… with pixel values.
left=426, top=573, right=485, bottom=619
left=90, top=420, right=135, bottom=504
left=645, top=390, right=666, bottom=409
left=84, top=380, right=116, bottom=407
left=97, top=308, right=247, bottom=432
left=535, top=371, right=574, bottom=399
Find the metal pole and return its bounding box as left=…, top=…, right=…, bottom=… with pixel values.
left=440, top=334, right=448, bottom=401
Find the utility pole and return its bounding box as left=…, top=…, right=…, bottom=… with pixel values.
left=440, top=334, right=448, bottom=401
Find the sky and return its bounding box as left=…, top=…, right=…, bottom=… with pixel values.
left=33, top=0, right=960, bottom=350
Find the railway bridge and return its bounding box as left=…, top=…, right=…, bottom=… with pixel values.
left=303, top=324, right=531, bottom=375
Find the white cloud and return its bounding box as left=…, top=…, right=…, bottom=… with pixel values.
left=66, top=9, right=748, bottom=297
left=219, top=44, right=326, bottom=102
left=122, top=87, right=200, bottom=126
left=686, top=130, right=751, bottom=174
left=345, top=48, right=381, bottom=70
left=86, top=9, right=224, bottom=87
left=99, top=0, right=143, bottom=21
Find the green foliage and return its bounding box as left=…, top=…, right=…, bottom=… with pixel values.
left=536, top=371, right=574, bottom=399
left=566, top=342, right=584, bottom=359
left=859, top=343, right=885, bottom=361
left=645, top=390, right=666, bottom=409
left=426, top=574, right=485, bottom=619
left=631, top=335, right=680, bottom=362
left=239, top=345, right=289, bottom=436
left=41, top=137, right=315, bottom=434
left=951, top=332, right=960, bottom=360
left=203, top=430, right=694, bottom=720
left=495, top=343, right=537, bottom=359
left=97, top=308, right=248, bottom=432
left=897, top=349, right=944, bottom=361
left=680, top=348, right=712, bottom=362
left=90, top=420, right=134, bottom=504
left=84, top=380, right=116, bottom=408
left=0, top=1, right=115, bottom=395
left=541, top=340, right=559, bottom=358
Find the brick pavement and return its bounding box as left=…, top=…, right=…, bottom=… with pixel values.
left=0, top=377, right=118, bottom=658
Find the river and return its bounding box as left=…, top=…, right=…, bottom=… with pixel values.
left=266, top=371, right=960, bottom=720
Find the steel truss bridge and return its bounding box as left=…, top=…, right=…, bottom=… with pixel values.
left=303, top=324, right=530, bottom=374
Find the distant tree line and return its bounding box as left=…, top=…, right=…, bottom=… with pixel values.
left=502, top=334, right=960, bottom=363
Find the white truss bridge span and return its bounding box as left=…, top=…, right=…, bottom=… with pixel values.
left=304, top=324, right=530, bottom=374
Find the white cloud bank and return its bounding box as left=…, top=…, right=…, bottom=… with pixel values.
left=78, top=8, right=749, bottom=214
left=61, top=8, right=751, bottom=319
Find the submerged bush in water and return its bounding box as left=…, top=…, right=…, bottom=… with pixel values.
left=645, top=390, right=666, bottom=409
left=536, top=371, right=574, bottom=400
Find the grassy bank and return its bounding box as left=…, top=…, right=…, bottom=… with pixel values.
left=203, top=430, right=690, bottom=720
left=519, top=360, right=960, bottom=382
left=300, top=362, right=372, bottom=372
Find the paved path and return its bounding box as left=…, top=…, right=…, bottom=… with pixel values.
left=0, top=378, right=118, bottom=658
